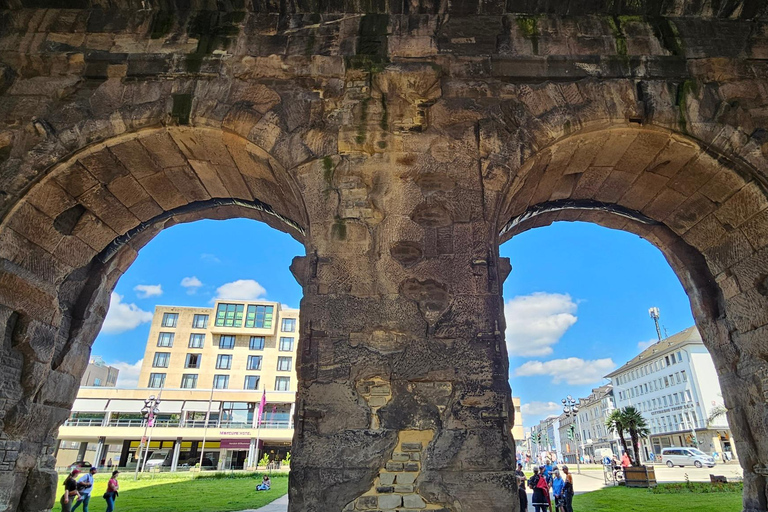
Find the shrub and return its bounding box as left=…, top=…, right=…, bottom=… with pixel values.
left=650, top=481, right=743, bottom=494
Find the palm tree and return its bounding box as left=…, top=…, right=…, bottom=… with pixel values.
left=605, top=409, right=631, bottom=463
left=620, top=406, right=650, bottom=466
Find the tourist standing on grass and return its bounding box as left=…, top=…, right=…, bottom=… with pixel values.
left=562, top=465, right=574, bottom=512
left=60, top=469, right=81, bottom=512
left=552, top=468, right=565, bottom=512
left=104, top=470, right=119, bottom=512
left=529, top=466, right=550, bottom=512
left=71, top=467, right=96, bottom=512
left=515, top=463, right=528, bottom=512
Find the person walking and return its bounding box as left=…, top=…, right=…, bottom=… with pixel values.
left=104, top=470, right=119, bottom=512
left=621, top=452, right=631, bottom=469
left=551, top=468, right=565, bottom=512
left=60, top=469, right=81, bottom=512
left=515, top=462, right=528, bottom=512
left=562, top=465, right=574, bottom=512
left=71, top=467, right=96, bottom=512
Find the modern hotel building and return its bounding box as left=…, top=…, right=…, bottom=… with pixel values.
left=55, top=300, right=299, bottom=471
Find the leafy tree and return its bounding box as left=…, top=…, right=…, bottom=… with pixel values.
left=620, top=406, right=650, bottom=467
left=605, top=409, right=631, bottom=463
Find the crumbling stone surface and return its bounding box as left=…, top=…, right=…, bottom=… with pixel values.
left=1, top=2, right=768, bottom=512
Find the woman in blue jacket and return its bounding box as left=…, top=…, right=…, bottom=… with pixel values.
left=552, top=468, right=566, bottom=512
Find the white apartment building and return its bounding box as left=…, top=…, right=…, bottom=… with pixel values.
left=558, top=385, right=622, bottom=464
left=606, top=326, right=737, bottom=462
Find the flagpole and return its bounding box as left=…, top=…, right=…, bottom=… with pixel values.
left=254, top=390, right=266, bottom=469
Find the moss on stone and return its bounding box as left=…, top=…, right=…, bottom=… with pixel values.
left=322, top=156, right=335, bottom=185
left=331, top=217, right=347, bottom=240
left=607, top=16, right=628, bottom=57
left=516, top=16, right=539, bottom=55
left=676, top=79, right=699, bottom=134
left=379, top=95, right=388, bottom=131
left=653, top=18, right=684, bottom=57
left=356, top=97, right=371, bottom=144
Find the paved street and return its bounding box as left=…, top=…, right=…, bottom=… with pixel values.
left=239, top=464, right=743, bottom=512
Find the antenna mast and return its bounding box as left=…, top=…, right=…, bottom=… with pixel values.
left=648, top=307, right=662, bottom=341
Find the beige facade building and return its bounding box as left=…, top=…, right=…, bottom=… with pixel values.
left=55, top=300, right=299, bottom=472
left=80, top=357, right=119, bottom=387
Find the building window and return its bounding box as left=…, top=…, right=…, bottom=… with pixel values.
left=215, top=303, right=244, bottom=327
left=681, top=370, right=687, bottom=382
left=189, top=333, right=205, bottom=349
left=244, top=376, right=260, bottom=390
left=219, top=335, right=236, bottom=349
left=676, top=351, right=683, bottom=362
left=277, top=356, right=292, bottom=372
left=185, top=353, right=201, bottom=369
left=663, top=376, right=669, bottom=387
left=192, top=314, right=209, bottom=329
left=245, top=305, right=274, bottom=329
left=249, top=336, right=265, bottom=350
left=281, top=318, right=296, bottom=332
left=216, top=354, right=232, bottom=370
left=279, top=337, right=294, bottom=352
left=148, top=373, right=166, bottom=388
left=181, top=374, right=198, bottom=389
left=275, top=376, right=290, bottom=391
left=93, top=377, right=102, bottom=386
left=213, top=375, right=229, bottom=389
left=153, top=352, right=170, bottom=368
left=157, top=332, right=174, bottom=347
left=247, top=355, right=262, bottom=370
left=161, top=312, right=178, bottom=328
left=685, top=390, right=692, bottom=402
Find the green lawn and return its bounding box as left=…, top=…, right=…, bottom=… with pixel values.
left=51, top=472, right=288, bottom=512
left=573, top=485, right=743, bottom=511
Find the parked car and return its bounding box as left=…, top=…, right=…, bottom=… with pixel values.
left=68, top=461, right=92, bottom=471
left=143, top=450, right=172, bottom=470
left=661, top=447, right=716, bottom=468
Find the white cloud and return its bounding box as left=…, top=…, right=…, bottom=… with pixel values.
left=521, top=401, right=562, bottom=418
left=201, top=253, right=221, bottom=264
left=110, top=359, right=143, bottom=388
left=637, top=338, right=658, bottom=350
left=181, top=276, right=203, bottom=294
left=514, top=357, right=616, bottom=386
left=102, top=292, right=153, bottom=334
left=505, top=292, right=578, bottom=357
left=215, top=279, right=267, bottom=301
left=133, top=284, right=163, bottom=298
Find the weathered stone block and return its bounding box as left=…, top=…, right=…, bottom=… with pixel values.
left=378, top=494, right=402, bottom=509
left=402, top=494, right=426, bottom=508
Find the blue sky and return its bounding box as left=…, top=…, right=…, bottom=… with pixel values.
left=93, top=219, right=694, bottom=429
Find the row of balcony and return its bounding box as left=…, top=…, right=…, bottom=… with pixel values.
left=63, top=418, right=292, bottom=429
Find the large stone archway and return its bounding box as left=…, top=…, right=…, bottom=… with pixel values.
left=495, top=125, right=768, bottom=512
left=2, top=2, right=768, bottom=512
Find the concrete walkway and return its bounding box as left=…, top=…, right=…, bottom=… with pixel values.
left=237, top=493, right=289, bottom=512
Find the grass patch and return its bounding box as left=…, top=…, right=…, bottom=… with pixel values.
left=574, top=484, right=742, bottom=511
left=51, top=472, right=287, bottom=512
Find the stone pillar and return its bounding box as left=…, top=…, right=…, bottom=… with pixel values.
left=289, top=124, right=517, bottom=511
left=247, top=438, right=257, bottom=470
left=171, top=437, right=182, bottom=472
left=93, top=437, right=105, bottom=468
left=77, top=442, right=88, bottom=463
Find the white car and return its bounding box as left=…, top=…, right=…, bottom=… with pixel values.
left=661, top=447, right=716, bottom=468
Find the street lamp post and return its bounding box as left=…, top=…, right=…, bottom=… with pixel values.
left=133, top=394, right=161, bottom=480
left=562, top=395, right=582, bottom=475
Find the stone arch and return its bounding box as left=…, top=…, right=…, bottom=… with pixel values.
left=495, top=124, right=768, bottom=512
left=0, top=125, right=312, bottom=511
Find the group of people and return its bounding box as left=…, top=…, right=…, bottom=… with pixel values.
left=61, top=467, right=120, bottom=512
left=516, top=460, right=574, bottom=512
